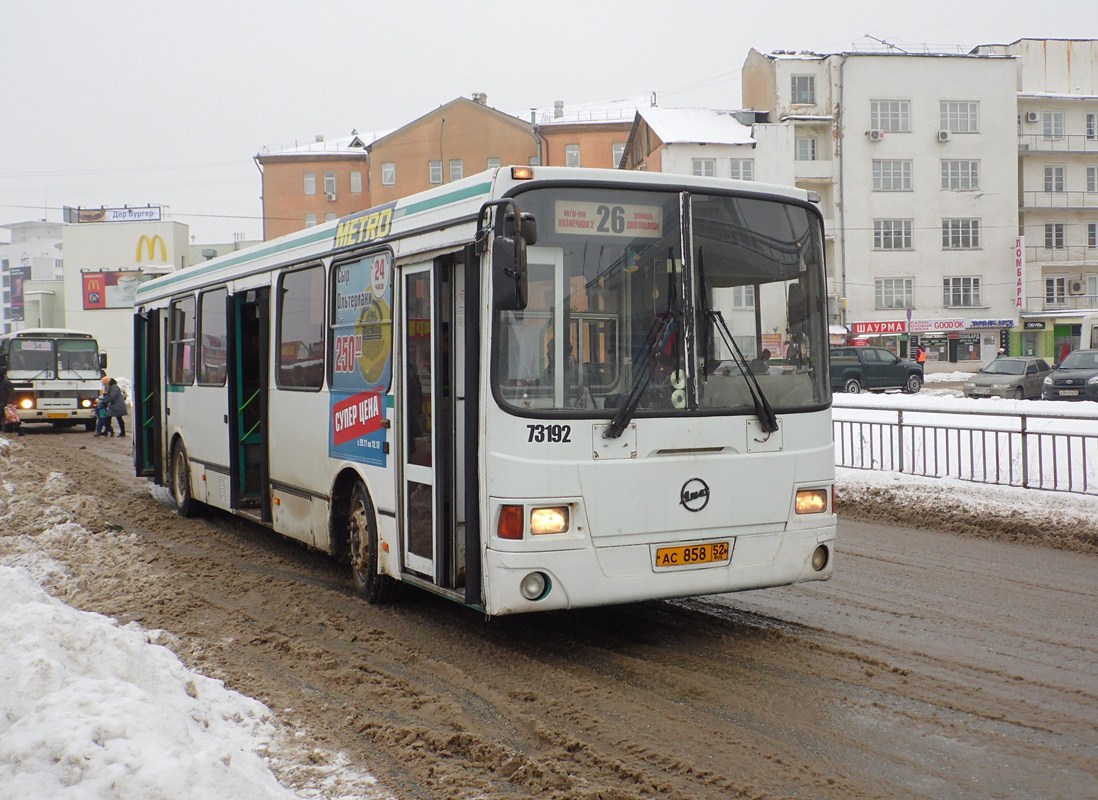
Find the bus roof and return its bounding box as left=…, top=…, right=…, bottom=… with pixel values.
left=135, top=166, right=814, bottom=304
left=0, top=328, right=96, bottom=340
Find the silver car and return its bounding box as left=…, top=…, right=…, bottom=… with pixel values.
left=963, top=357, right=1053, bottom=399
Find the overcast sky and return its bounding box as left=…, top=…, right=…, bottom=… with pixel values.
left=1, top=0, right=1095, bottom=243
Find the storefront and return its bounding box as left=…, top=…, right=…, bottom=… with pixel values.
left=909, top=319, right=967, bottom=362
left=967, top=319, right=1014, bottom=361
left=849, top=320, right=907, bottom=355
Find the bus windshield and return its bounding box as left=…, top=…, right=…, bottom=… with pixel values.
left=58, top=339, right=101, bottom=376
left=9, top=339, right=56, bottom=378
left=493, top=186, right=829, bottom=418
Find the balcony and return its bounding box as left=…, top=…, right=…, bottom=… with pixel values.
left=794, top=159, right=834, bottom=183
left=1022, top=294, right=1098, bottom=313
left=1025, top=245, right=1098, bottom=266
left=1019, top=133, right=1098, bottom=154
left=1021, top=191, right=1098, bottom=211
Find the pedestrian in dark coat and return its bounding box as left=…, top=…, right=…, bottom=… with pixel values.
left=101, top=376, right=127, bottom=437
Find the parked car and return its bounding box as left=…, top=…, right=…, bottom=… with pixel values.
left=963, top=356, right=1053, bottom=400
left=830, top=346, right=923, bottom=394
left=1042, top=349, right=1098, bottom=401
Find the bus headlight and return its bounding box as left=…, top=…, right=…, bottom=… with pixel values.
left=19, top=398, right=34, bottom=410
left=795, top=488, right=828, bottom=514
left=80, top=398, right=93, bottom=408
left=530, top=506, right=569, bottom=534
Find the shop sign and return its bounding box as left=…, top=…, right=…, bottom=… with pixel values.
left=1024, top=320, right=1047, bottom=330
left=1015, top=236, right=1025, bottom=309
left=968, top=319, right=1015, bottom=329
left=909, top=318, right=965, bottom=333
left=851, top=320, right=906, bottom=335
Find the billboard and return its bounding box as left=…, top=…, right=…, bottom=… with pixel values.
left=9, top=266, right=30, bottom=322
left=74, top=206, right=163, bottom=223
left=82, top=271, right=147, bottom=310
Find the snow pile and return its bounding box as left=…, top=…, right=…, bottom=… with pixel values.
left=0, top=566, right=300, bottom=800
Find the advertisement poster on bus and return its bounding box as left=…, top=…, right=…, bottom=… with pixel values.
left=330, top=252, right=392, bottom=466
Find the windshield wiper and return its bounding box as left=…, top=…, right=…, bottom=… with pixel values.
left=604, top=312, right=673, bottom=440
left=708, top=309, right=778, bottom=434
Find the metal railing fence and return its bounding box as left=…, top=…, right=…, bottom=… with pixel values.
left=833, top=404, right=1098, bottom=495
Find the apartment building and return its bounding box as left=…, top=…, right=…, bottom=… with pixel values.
left=0, top=221, right=64, bottom=333
left=972, top=39, right=1098, bottom=359
left=366, top=95, right=537, bottom=206
left=533, top=98, right=638, bottom=168
left=743, top=47, right=1019, bottom=363
left=255, top=133, right=373, bottom=240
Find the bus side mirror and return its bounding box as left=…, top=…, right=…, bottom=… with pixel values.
left=99, top=353, right=108, bottom=370
left=493, top=234, right=528, bottom=311
left=505, top=212, right=538, bottom=246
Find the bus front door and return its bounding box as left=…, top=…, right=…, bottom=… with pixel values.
left=134, top=309, right=163, bottom=483
left=228, top=288, right=271, bottom=523
left=399, top=259, right=457, bottom=587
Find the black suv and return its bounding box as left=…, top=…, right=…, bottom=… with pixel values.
left=1042, top=349, right=1098, bottom=401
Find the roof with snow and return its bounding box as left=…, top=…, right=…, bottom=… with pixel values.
left=634, top=107, right=755, bottom=146
left=257, top=131, right=387, bottom=158
left=532, top=95, right=652, bottom=126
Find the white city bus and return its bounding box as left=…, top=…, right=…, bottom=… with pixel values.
left=0, top=328, right=107, bottom=429
left=133, top=166, right=836, bottom=615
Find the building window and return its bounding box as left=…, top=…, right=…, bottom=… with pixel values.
left=325, top=213, right=337, bottom=223
left=197, top=288, right=228, bottom=387
left=729, top=158, right=754, bottom=181
left=731, top=285, right=755, bottom=309
left=873, top=219, right=913, bottom=250
left=487, top=157, right=501, bottom=170
left=1042, top=111, right=1064, bottom=140
left=873, top=159, right=912, bottom=191
left=940, top=101, right=979, bottom=133
left=942, top=218, right=981, bottom=249
left=1088, top=222, right=1098, bottom=249
left=874, top=277, right=914, bottom=310
left=1088, top=113, right=1098, bottom=140
left=791, top=74, right=815, bottom=104
left=277, top=265, right=325, bottom=390
left=692, top=158, right=715, bottom=177
left=941, top=160, right=980, bottom=191
left=1044, top=165, right=1065, bottom=193
left=168, top=295, right=196, bottom=386
left=303, top=172, right=316, bottom=195
left=529, top=155, right=541, bottom=166
left=565, top=145, right=581, bottom=167
left=449, top=159, right=463, bottom=181
left=870, top=100, right=910, bottom=132
left=612, top=143, right=626, bottom=167
left=943, top=276, right=981, bottom=307
left=428, top=160, right=443, bottom=184
left=795, top=137, right=818, bottom=161
left=350, top=171, right=362, bottom=193
left=381, top=162, right=396, bottom=186
left=305, top=214, right=317, bottom=228
left=1045, top=276, right=1067, bottom=305
left=1088, top=165, right=1098, bottom=193
left=324, top=172, right=336, bottom=196
left=1044, top=222, right=1065, bottom=249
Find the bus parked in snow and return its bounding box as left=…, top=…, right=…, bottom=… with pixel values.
left=133, top=166, right=836, bottom=615
left=0, top=328, right=106, bottom=430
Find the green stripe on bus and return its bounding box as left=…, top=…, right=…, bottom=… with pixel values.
left=393, top=182, right=492, bottom=219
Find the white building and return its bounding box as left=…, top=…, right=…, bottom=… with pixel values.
left=972, top=38, right=1098, bottom=360
left=61, top=214, right=189, bottom=375
left=743, top=47, right=1020, bottom=363
left=0, top=221, right=64, bottom=333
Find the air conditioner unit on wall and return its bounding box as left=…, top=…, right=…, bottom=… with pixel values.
left=1025, top=111, right=1039, bottom=123
left=866, top=129, right=884, bottom=141
left=1069, top=279, right=1086, bottom=296
left=326, top=192, right=337, bottom=201
left=937, top=130, right=952, bottom=142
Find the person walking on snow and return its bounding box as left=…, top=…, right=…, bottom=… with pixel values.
left=100, top=376, right=128, bottom=437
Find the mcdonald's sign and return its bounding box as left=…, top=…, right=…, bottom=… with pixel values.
left=136, top=234, right=168, bottom=263
left=83, top=273, right=107, bottom=310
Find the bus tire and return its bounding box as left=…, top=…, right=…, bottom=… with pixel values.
left=170, top=440, right=196, bottom=518
left=348, top=481, right=394, bottom=604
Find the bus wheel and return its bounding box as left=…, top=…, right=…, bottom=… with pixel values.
left=348, top=481, right=393, bottom=604
left=171, top=441, right=196, bottom=518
